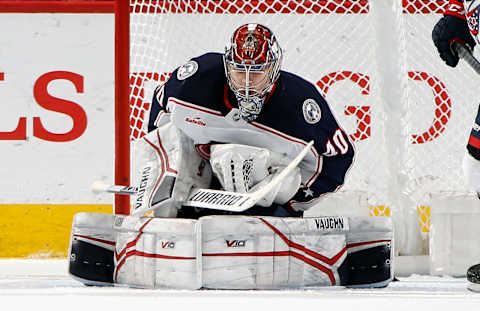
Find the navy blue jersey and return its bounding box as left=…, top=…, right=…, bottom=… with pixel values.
left=149, top=52, right=354, bottom=213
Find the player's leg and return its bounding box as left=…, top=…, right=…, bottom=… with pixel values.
left=202, top=215, right=393, bottom=289
left=462, top=104, right=480, bottom=290
left=463, top=104, right=480, bottom=195
left=68, top=212, right=201, bottom=288
left=114, top=216, right=201, bottom=289
left=69, top=213, right=392, bottom=288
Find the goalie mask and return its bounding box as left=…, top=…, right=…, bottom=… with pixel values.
left=223, top=23, right=283, bottom=121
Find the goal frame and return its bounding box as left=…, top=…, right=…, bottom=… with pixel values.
left=115, top=0, right=131, bottom=215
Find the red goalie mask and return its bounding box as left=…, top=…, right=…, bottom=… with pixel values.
left=224, top=24, right=283, bottom=121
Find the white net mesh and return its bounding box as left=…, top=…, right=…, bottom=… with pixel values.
left=128, top=0, right=478, bottom=255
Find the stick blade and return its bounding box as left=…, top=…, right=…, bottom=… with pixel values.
left=183, top=188, right=254, bottom=212
left=91, top=181, right=137, bottom=195
left=91, top=180, right=109, bottom=193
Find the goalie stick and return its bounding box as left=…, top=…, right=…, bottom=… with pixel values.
left=91, top=182, right=137, bottom=195
left=92, top=140, right=314, bottom=214
left=451, top=41, right=480, bottom=75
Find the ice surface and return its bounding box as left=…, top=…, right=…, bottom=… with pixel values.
left=1, top=259, right=479, bottom=311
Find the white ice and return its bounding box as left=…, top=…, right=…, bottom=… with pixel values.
left=1, top=259, right=479, bottom=311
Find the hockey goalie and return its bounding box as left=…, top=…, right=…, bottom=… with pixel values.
left=68, top=23, right=393, bottom=289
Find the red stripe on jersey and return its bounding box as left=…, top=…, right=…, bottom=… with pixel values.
left=169, top=98, right=223, bottom=116
left=469, top=135, right=480, bottom=149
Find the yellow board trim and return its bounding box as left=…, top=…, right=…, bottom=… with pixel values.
left=369, top=205, right=431, bottom=234
left=0, top=204, right=112, bottom=258
left=2, top=204, right=432, bottom=258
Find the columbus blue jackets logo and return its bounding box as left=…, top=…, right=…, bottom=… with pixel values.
left=302, top=99, right=321, bottom=124
left=177, top=60, right=198, bottom=80
left=467, top=2, right=480, bottom=36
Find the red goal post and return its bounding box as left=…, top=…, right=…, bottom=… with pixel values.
left=115, top=0, right=131, bottom=216
left=116, top=0, right=477, bottom=259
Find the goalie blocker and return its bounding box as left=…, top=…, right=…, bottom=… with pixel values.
left=68, top=213, right=393, bottom=289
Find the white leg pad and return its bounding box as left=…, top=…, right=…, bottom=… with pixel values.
left=70, top=213, right=392, bottom=289
left=201, top=216, right=392, bottom=289
left=114, top=216, right=201, bottom=289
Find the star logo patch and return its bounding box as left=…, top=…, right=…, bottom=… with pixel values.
left=303, top=187, right=314, bottom=198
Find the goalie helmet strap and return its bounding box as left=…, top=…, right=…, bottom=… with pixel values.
left=223, top=83, right=277, bottom=111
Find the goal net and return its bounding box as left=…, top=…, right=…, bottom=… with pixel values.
left=119, top=0, right=479, bottom=258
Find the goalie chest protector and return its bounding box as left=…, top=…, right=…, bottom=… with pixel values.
left=149, top=52, right=354, bottom=205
